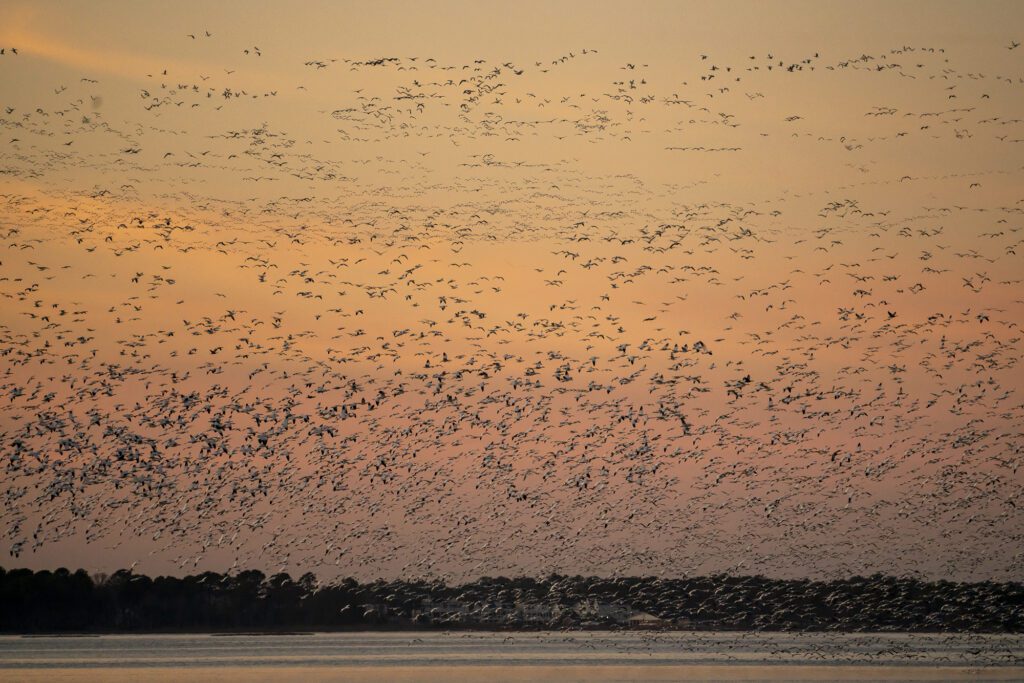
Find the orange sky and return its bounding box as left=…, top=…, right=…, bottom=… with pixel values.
left=0, top=1, right=1022, bottom=582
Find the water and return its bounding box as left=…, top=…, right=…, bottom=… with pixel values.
left=0, top=631, right=1021, bottom=682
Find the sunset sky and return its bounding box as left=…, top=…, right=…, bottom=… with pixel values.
left=0, top=1, right=1022, bottom=582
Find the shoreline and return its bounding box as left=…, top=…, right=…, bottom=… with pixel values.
left=2, top=665, right=1024, bottom=683
left=9, top=625, right=1024, bottom=636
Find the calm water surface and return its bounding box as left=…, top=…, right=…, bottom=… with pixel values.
left=0, top=631, right=1022, bottom=682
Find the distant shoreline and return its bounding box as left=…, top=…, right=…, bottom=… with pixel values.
left=7, top=625, right=1020, bottom=636
left=4, top=568, right=1020, bottom=635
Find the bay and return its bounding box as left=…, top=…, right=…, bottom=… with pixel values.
left=1, top=631, right=1021, bottom=682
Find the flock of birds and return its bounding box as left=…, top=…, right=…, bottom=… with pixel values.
left=0, top=26, right=1022, bottom=584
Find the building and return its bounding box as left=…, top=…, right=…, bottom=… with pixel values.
left=627, top=611, right=670, bottom=629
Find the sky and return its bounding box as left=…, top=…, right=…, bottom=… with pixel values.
left=0, top=1, right=1022, bottom=582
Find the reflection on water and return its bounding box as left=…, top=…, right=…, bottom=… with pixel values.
left=0, top=631, right=1021, bottom=682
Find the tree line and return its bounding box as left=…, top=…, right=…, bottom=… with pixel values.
left=0, top=567, right=1020, bottom=633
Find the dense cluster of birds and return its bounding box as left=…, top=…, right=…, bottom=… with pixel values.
left=0, top=24, right=1022, bottom=586
left=2, top=567, right=1021, bottom=639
